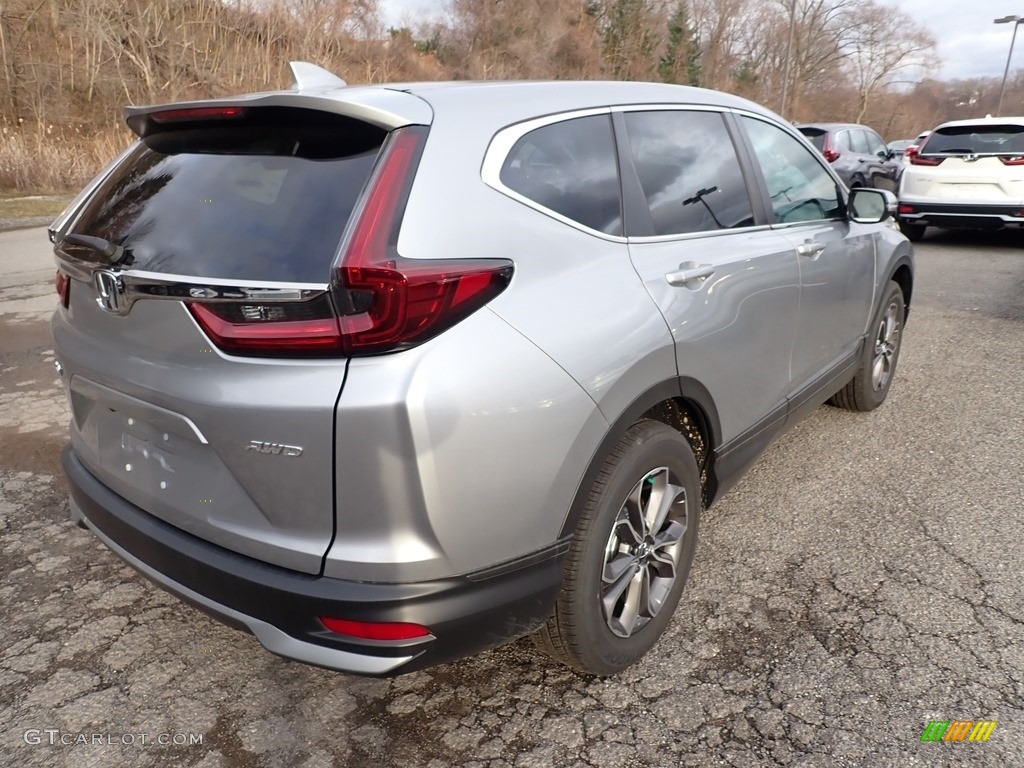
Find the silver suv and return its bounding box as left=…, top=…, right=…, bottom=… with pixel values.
left=51, top=63, right=913, bottom=676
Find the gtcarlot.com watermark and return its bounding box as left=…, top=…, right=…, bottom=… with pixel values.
left=24, top=729, right=203, bottom=747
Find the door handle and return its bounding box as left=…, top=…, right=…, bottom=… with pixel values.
left=665, top=263, right=715, bottom=287
left=796, top=241, right=826, bottom=259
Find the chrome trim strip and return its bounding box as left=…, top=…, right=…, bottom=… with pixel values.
left=482, top=101, right=847, bottom=242
left=901, top=212, right=1024, bottom=222
left=55, top=254, right=328, bottom=314
left=626, top=223, right=776, bottom=244
left=76, top=501, right=415, bottom=676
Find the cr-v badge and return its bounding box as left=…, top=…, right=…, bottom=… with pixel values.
left=94, top=270, right=126, bottom=314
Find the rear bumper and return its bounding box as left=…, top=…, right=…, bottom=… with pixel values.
left=898, top=201, right=1024, bottom=230
left=63, top=446, right=567, bottom=676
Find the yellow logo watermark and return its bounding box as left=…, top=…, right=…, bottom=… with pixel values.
left=920, top=721, right=997, bottom=742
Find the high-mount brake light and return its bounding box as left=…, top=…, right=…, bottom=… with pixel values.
left=151, top=106, right=245, bottom=122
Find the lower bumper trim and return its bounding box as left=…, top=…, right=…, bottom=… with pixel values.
left=63, top=445, right=566, bottom=675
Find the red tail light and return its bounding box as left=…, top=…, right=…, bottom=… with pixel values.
left=55, top=270, right=70, bottom=308
left=332, top=126, right=513, bottom=356
left=188, top=297, right=342, bottom=356
left=909, top=148, right=943, bottom=166
left=999, top=155, right=1024, bottom=165
left=823, top=148, right=841, bottom=163
left=319, top=617, right=431, bottom=641
left=898, top=204, right=914, bottom=215
left=188, top=126, right=513, bottom=358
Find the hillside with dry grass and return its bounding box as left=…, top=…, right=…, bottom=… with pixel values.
left=1, top=0, right=1021, bottom=193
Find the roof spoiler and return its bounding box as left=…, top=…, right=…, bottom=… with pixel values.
left=289, top=61, right=346, bottom=91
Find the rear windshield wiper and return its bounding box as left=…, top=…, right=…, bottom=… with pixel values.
left=60, top=233, right=126, bottom=265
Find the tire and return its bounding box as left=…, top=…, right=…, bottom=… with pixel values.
left=830, top=280, right=905, bottom=412
left=899, top=221, right=926, bottom=241
left=533, top=420, right=701, bottom=675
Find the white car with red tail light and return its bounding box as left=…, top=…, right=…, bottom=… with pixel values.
left=898, top=117, right=1024, bottom=240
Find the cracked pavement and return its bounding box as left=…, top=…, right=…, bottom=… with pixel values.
left=1, top=226, right=1022, bottom=767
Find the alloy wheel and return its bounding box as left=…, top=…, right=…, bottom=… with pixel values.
left=871, top=300, right=901, bottom=391
left=601, top=467, right=688, bottom=638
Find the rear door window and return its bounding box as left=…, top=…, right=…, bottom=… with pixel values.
left=500, top=115, right=622, bottom=236
left=848, top=130, right=871, bottom=154
left=622, top=110, right=755, bottom=236
left=66, top=108, right=386, bottom=283
left=742, top=116, right=842, bottom=224
left=864, top=130, right=887, bottom=156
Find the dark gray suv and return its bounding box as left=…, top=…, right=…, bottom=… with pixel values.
left=798, top=122, right=903, bottom=191
left=51, top=63, right=914, bottom=676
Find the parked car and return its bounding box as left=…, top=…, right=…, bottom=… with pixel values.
left=898, top=117, right=1024, bottom=240
left=50, top=64, right=914, bottom=677
left=887, top=139, right=915, bottom=165
left=797, top=122, right=903, bottom=191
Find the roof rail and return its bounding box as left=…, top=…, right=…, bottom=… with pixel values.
left=289, top=61, right=347, bottom=91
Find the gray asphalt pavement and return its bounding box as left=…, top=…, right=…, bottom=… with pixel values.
left=1, top=225, right=1022, bottom=767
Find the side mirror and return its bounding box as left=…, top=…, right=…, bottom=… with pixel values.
left=848, top=187, right=897, bottom=223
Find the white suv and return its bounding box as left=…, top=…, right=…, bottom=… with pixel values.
left=898, top=117, right=1024, bottom=240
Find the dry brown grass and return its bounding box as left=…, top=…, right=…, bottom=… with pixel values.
left=0, top=124, right=133, bottom=194
left=0, top=193, right=74, bottom=220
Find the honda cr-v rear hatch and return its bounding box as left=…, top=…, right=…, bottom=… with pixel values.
left=905, top=122, right=1024, bottom=203
left=52, top=106, right=387, bottom=574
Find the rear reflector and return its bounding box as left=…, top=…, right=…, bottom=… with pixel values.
left=151, top=106, right=245, bottom=122
left=898, top=205, right=914, bottom=214
left=55, top=270, right=70, bottom=308
left=319, top=617, right=431, bottom=641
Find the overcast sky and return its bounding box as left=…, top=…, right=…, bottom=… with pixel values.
left=379, top=0, right=1024, bottom=83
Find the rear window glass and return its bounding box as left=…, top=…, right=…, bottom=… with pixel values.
left=66, top=108, right=386, bottom=283
left=799, top=128, right=826, bottom=151
left=923, top=124, right=1024, bottom=154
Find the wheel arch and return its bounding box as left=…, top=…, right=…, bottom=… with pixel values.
left=889, top=258, right=913, bottom=320
left=558, top=377, right=722, bottom=538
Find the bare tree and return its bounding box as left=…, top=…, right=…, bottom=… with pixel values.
left=843, top=0, right=934, bottom=122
